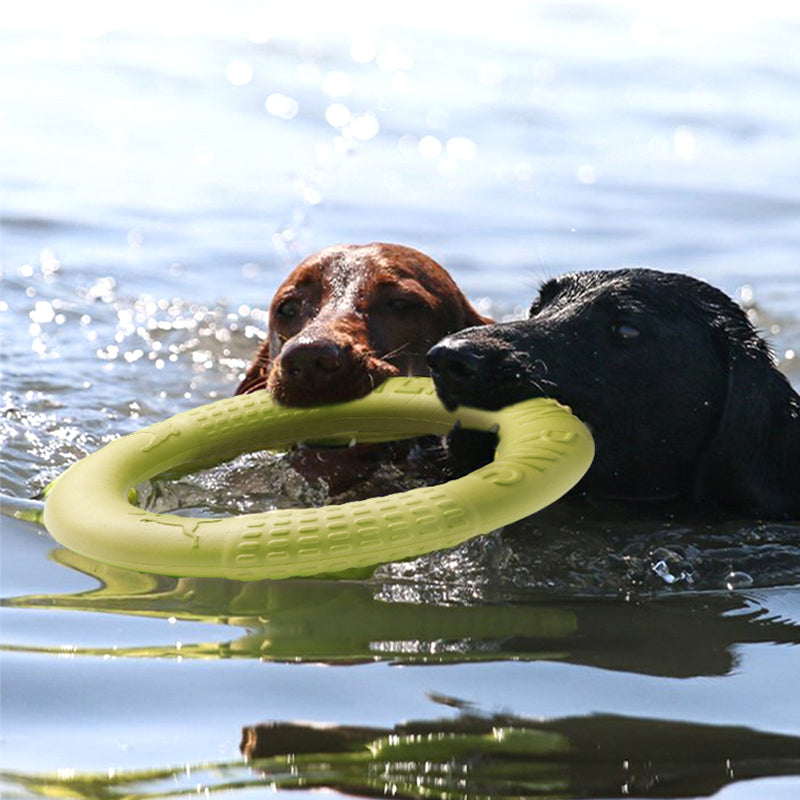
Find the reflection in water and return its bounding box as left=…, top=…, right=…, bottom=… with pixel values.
left=239, top=706, right=800, bottom=799
left=3, top=704, right=800, bottom=799
left=4, top=548, right=799, bottom=678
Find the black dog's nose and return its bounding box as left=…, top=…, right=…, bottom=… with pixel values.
left=426, top=339, right=487, bottom=387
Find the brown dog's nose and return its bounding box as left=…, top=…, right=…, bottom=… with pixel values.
left=279, top=340, right=344, bottom=381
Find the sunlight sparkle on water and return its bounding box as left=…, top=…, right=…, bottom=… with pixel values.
left=350, top=35, right=376, bottom=64
left=418, top=135, right=442, bottom=159
left=446, top=137, right=477, bottom=160
left=30, top=301, right=56, bottom=324
left=349, top=112, right=380, bottom=141
left=226, top=60, right=253, bottom=86
left=265, top=93, right=298, bottom=120
left=325, top=103, right=352, bottom=129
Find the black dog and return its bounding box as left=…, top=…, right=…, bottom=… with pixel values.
left=427, top=268, right=800, bottom=520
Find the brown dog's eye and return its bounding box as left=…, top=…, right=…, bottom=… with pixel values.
left=611, top=321, right=641, bottom=342
left=385, top=297, right=420, bottom=312
left=276, top=298, right=302, bottom=319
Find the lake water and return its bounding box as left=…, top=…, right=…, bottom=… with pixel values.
left=2, top=1, right=800, bottom=797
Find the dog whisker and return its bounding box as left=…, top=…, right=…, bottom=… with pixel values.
left=380, top=343, right=411, bottom=361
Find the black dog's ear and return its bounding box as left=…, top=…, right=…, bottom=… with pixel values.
left=693, top=316, right=800, bottom=519
left=235, top=340, right=271, bottom=395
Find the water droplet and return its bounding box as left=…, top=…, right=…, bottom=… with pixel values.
left=725, top=571, right=753, bottom=590
left=303, top=186, right=322, bottom=205
left=652, top=559, right=677, bottom=584
left=737, top=284, right=754, bottom=305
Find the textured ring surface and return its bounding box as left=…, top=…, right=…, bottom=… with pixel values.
left=42, top=377, right=594, bottom=580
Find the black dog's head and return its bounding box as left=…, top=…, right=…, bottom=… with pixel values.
left=428, top=268, right=800, bottom=519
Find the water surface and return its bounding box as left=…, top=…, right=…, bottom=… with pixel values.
left=2, top=2, right=800, bottom=797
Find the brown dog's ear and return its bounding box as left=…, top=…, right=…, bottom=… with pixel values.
left=693, top=318, right=800, bottom=519
left=235, top=340, right=271, bottom=395
left=461, top=300, right=493, bottom=328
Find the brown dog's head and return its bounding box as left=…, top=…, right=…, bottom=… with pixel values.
left=236, top=243, right=490, bottom=406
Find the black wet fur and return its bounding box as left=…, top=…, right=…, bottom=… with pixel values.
left=428, top=268, right=800, bottom=520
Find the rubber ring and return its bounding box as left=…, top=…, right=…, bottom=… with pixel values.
left=42, top=377, right=594, bottom=580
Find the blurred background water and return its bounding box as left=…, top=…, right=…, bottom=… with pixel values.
left=2, top=1, right=800, bottom=797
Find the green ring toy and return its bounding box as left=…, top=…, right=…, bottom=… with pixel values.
left=42, top=377, right=594, bottom=581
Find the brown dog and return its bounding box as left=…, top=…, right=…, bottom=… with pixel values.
left=236, top=243, right=490, bottom=404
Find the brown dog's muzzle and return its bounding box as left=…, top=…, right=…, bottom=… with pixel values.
left=268, top=330, right=399, bottom=407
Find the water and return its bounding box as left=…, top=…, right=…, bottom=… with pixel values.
left=2, top=1, right=800, bottom=797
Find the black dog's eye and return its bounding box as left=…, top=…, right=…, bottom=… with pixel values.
left=611, top=321, right=642, bottom=342
left=528, top=294, right=549, bottom=317
left=276, top=298, right=302, bottom=319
